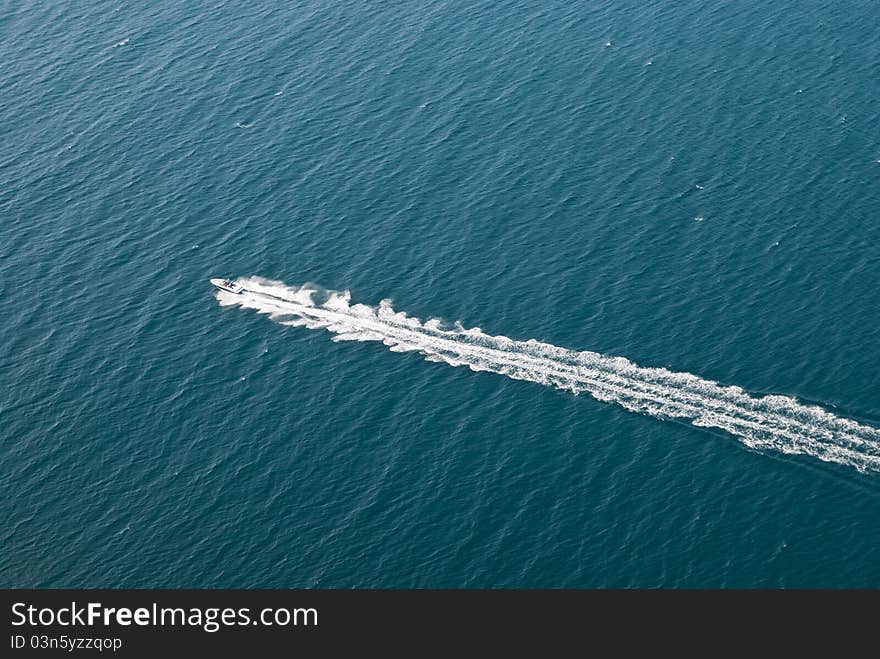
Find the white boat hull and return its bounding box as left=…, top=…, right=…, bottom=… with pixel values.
left=210, top=278, right=244, bottom=294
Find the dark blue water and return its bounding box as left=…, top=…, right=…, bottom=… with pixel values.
left=2, top=0, right=879, bottom=587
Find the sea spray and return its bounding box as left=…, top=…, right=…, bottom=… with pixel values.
left=217, top=277, right=880, bottom=473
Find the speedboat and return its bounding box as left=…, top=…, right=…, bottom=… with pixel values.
left=210, top=278, right=244, bottom=294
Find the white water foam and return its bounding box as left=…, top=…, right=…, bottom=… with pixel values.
left=217, top=277, right=880, bottom=473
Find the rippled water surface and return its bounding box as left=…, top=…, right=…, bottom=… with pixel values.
left=2, top=0, right=879, bottom=587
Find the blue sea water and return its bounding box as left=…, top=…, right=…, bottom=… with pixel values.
left=2, top=0, right=879, bottom=587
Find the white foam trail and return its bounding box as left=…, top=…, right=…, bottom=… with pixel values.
left=217, top=277, right=880, bottom=473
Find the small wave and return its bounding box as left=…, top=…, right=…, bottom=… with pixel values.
left=215, top=278, right=880, bottom=474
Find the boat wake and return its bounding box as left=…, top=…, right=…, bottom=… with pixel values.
left=216, top=277, right=880, bottom=474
